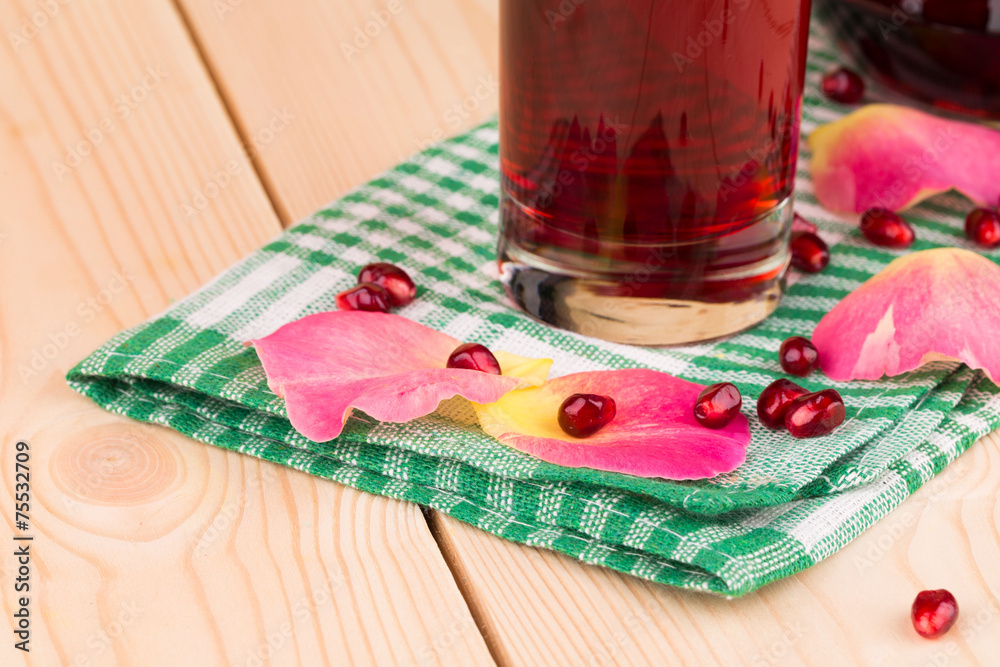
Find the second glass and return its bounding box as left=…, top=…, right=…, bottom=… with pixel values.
left=498, top=0, right=813, bottom=345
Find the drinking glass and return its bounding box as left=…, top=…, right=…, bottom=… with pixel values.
left=819, top=0, right=1000, bottom=119
left=498, top=0, right=813, bottom=344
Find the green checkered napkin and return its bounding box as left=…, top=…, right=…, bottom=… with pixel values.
left=68, top=19, right=1000, bottom=596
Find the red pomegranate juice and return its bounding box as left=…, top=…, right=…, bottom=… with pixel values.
left=499, top=0, right=812, bottom=344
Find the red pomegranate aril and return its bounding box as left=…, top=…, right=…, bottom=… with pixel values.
left=860, top=208, right=915, bottom=248
left=964, top=208, right=1000, bottom=249
left=789, top=231, right=830, bottom=274
left=336, top=283, right=392, bottom=313
left=792, top=212, right=818, bottom=234
left=693, top=383, right=743, bottom=429
left=912, top=589, right=959, bottom=639
left=821, top=67, right=865, bottom=104
left=779, top=336, right=820, bottom=376
left=357, top=262, right=417, bottom=307
left=558, top=393, right=616, bottom=438
left=784, top=389, right=846, bottom=438
left=446, top=343, right=502, bottom=375
left=757, top=379, right=809, bottom=429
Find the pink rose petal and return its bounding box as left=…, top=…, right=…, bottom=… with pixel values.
left=250, top=311, right=546, bottom=441
left=473, top=369, right=750, bottom=480
left=813, top=248, right=1000, bottom=382
left=808, top=104, right=1000, bottom=212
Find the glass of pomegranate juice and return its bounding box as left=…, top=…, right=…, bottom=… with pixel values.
left=498, top=0, right=812, bottom=345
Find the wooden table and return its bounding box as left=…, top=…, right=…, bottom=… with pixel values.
left=2, top=1, right=998, bottom=664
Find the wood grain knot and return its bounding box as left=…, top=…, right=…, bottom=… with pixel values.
left=51, top=425, right=182, bottom=506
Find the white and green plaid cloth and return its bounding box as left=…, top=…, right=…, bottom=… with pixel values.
left=67, top=18, right=1000, bottom=597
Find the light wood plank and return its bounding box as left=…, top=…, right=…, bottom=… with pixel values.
left=176, top=0, right=499, bottom=224
left=163, top=0, right=1000, bottom=664
left=0, top=0, right=491, bottom=664
left=431, top=433, right=1000, bottom=666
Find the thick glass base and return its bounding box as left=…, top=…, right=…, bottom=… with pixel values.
left=498, top=198, right=792, bottom=346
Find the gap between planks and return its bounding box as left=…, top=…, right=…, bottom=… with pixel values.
left=163, top=1, right=502, bottom=662
left=169, top=0, right=291, bottom=226
left=423, top=507, right=507, bottom=667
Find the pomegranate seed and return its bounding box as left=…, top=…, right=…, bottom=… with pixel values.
left=789, top=231, right=830, bottom=273
left=912, top=589, right=959, bottom=639
left=357, top=262, right=417, bottom=307
left=792, top=213, right=818, bottom=234
left=757, top=379, right=809, bottom=429
left=779, top=336, right=820, bottom=376
left=860, top=208, right=915, bottom=248
left=558, top=393, right=616, bottom=438
left=821, top=67, right=865, bottom=104
left=336, top=283, right=392, bottom=313
left=693, top=383, right=743, bottom=429
left=446, top=343, right=502, bottom=375
left=784, top=389, right=846, bottom=438
left=964, top=208, right=1000, bottom=249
